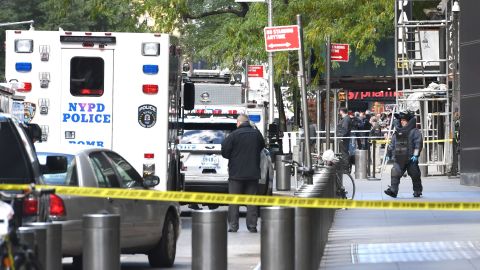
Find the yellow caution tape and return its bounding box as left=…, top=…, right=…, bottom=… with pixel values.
left=1, top=184, right=479, bottom=211
left=372, top=139, right=452, bottom=144
left=424, top=139, right=453, bottom=143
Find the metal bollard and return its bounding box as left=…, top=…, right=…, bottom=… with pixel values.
left=261, top=207, right=294, bottom=270
left=26, top=222, right=62, bottom=270
left=192, top=210, right=227, bottom=270
left=354, top=149, right=368, bottom=179
left=275, top=154, right=292, bottom=191
left=295, top=207, right=321, bottom=270
left=25, top=226, right=47, bottom=269
left=83, top=214, right=120, bottom=270
left=368, top=140, right=381, bottom=181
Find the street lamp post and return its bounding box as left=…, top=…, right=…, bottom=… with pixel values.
left=267, top=0, right=274, bottom=125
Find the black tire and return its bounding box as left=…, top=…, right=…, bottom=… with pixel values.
left=72, top=255, right=82, bottom=270
left=148, top=213, right=177, bottom=268
left=167, top=159, right=178, bottom=191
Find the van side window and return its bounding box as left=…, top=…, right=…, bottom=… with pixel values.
left=70, top=57, right=105, bottom=97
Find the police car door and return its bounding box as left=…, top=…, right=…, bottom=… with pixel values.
left=60, top=49, right=114, bottom=148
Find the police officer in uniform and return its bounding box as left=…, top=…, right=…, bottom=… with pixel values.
left=384, top=110, right=423, bottom=198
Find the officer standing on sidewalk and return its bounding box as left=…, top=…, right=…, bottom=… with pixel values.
left=222, top=114, right=265, bottom=233
left=384, top=110, right=423, bottom=198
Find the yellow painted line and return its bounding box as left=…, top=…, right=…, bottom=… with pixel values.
left=1, top=184, right=479, bottom=211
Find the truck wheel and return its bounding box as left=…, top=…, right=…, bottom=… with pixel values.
left=148, top=213, right=177, bottom=267
left=167, top=159, right=177, bottom=191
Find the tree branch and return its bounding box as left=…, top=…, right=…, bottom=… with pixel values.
left=182, top=3, right=249, bottom=20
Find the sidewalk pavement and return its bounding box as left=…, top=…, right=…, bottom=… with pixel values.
left=319, top=171, right=480, bottom=270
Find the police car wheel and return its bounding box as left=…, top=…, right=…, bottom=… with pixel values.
left=148, top=213, right=177, bottom=267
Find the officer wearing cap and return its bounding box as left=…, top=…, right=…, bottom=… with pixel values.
left=384, top=110, right=423, bottom=198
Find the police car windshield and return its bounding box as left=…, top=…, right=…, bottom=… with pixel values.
left=180, top=130, right=228, bottom=144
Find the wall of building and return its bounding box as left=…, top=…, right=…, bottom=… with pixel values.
left=460, top=0, right=480, bottom=186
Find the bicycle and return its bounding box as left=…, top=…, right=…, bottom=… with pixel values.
left=329, top=154, right=355, bottom=200
left=0, top=185, right=55, bottom=270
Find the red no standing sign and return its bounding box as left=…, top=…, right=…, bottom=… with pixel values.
left=331, top=43, right=350, bottom=62
left=264, top=25, right=300, bottom=52
left=248, top=65, right=264, bottom=77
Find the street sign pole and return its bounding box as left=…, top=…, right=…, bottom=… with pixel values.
left=297, top=14, right=312, bottom=181
left=325, top=36, right=331, bottom=149
left=268, top=0, right=274, bottom=125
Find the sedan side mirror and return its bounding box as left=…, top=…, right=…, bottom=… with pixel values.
left=42, top=156, right=68, bottom=174
left=143, top=175, right=160, bottom=188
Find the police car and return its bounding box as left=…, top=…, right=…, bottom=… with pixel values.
left=179, top=109, right=273, bottom=205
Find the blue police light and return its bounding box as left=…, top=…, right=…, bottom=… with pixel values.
left=143, top=65, right=159, bottom=75
left=15, top=62, right=32, bottom=72
left=249, top=114, right=261, bottom=123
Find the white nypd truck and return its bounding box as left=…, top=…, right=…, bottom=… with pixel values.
left=5, top=29, right=195, bottom=191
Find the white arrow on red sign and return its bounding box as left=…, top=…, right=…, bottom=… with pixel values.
left=268, top=42, right=292, bottom=49
left=330, top=43, right=350, bottom=62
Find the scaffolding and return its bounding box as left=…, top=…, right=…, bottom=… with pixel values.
left=394, top=0, right=460, bottom=175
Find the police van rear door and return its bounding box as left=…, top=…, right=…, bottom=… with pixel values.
left=60, top=48, right=114, bottom=148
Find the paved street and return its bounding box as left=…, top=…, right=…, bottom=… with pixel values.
left=321, top=174, right=480, bottom=270
left=62, top=171, right=480, bottom=269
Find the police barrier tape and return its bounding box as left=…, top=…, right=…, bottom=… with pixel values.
left=1, top=184, right=479, bottom=211
left=372, top=139, right=452, bottom=144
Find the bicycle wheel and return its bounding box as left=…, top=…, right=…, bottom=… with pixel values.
left=335, top=173, right=355, bottom=200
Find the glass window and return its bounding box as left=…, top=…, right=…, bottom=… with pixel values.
left=37, top=152, right=75, bottom=185
left=104, top=152, right=142, bottom=188
left=0, top=118, right=34, bottom=183
left=180, top=130, right=229, bottom=144
left=89, top=152, right=119, bottom=188
left=70, top=57, right=104, bottom=96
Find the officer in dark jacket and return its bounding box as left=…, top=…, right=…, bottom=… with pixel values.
left=384, top=111, right=423, bottom=198
left=337, top=107, right=352, bottom=172
left=221, top=114, right=265, bottom=233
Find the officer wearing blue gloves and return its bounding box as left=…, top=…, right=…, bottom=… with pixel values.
left=384, top=110, right=423, bottom=198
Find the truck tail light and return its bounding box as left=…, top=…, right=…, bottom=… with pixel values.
left=15, top=39, right=33, bottom=53
left=15, top=62, right=32, bottom=72
left=213, top=109, right=222, bottom=114
left=17, top=82, right=32, bottom=92
left=23, top=194, right=66, bottom=217
left=49, top=194, right=66, bottom=216
left=143, top=84, right=158, bottom=94
left=23, top=197, right=38, bottom=216
left=142, top=42, right=160, bottom=56
left=80, top=88, right=104, bottom=95
left=143, top=65, right=159, bottom=75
